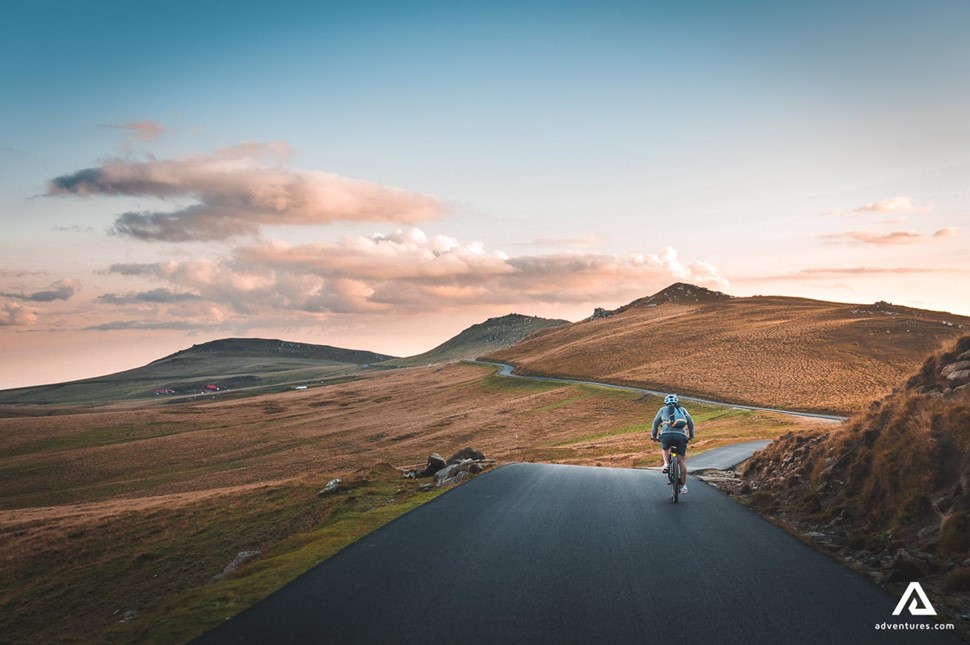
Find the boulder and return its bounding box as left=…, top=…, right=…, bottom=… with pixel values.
left=434, top=463, right=461, bottom=483
left=942, top=361, right=970, bottom=377
left=421, top=453, right=448, bottom=477
left=884, top=548, right=932, bottom=582
left=438, top=471, right=471, bottom=487
left=447, top=447, right=485, bottom=465
left=317, top=478, right=341, bottom=497
left=946, top=369, right=970, bottom=383
left=214, top=550, right=261, bottom=580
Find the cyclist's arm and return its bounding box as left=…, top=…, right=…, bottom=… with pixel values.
left=650, top=410, right=662, bottom=439
left=686, top=410, right=695, bottom=441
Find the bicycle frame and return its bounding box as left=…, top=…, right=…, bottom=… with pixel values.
left=669, top=445, right=681, bottom=503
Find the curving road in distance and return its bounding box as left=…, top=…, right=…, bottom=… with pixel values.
left=471, top=359, right=846, bottom=422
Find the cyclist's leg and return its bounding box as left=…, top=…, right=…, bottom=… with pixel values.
left=661, top=446, right=670, bottom=469
left=675, top=436, right=688, bottom=486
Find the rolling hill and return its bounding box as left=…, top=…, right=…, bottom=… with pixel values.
left=381, top=313, right=568, bottom=367
left=487, top=283, right=970, bottom=414
left=0, top=338, right=395, bottom=406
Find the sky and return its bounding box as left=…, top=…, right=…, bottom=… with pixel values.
left=1, top=0, right=969, bottom=389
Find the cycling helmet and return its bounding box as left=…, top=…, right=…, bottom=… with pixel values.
left=664, top=394, right=679, bottom=405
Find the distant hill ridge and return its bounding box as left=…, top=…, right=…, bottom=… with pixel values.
left=153, top=338, right=395, bottom=366
left=489, top=283, right=970, bottom=414
left=383, top=313, right=569, bottom=367
left=0, top=337, right=396, bottom=405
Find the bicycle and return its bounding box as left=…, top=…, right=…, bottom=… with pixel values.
left=668, top=443, right=682, bottom=503
left=653, top=437, right=686, bottom=503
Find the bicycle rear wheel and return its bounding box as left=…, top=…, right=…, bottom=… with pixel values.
left=670, top=458, right=680, bottom=503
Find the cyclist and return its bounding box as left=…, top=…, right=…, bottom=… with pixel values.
left=651, top=394, right=694, bottom=495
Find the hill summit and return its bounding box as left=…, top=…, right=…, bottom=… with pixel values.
left=591, top=282, right=731, bottom=319
left=385, top=313, right=568, bottom=367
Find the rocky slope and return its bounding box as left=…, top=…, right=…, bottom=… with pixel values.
left=721, top=337, right=970, bottom=633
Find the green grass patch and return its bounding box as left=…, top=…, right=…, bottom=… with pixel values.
left=1, top=468, right=454, bottom=645
left=480, top=373, right=561, bottom=394
left=551, top=421, right=650, bottom=446
left=109, top=476, right=447, bottom=645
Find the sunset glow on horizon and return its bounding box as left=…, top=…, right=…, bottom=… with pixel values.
left=2, top=1, right=969, bottom=389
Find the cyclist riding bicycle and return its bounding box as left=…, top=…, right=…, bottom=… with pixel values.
left=651, top=394, right=695, bottom=495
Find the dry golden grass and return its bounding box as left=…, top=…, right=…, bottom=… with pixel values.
left=0, top=362, right=818, bottom=643
left=488, top=295, right=970, bottom=415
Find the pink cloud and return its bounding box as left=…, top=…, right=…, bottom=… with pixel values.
left=103, top=229, right=729, bottom=319
left=47, top=143, right=440, bottom=241
left=822, top=228, right=959, bottom=245
left=853, top=196, right=934, bottom=214
left=735, top=266, right=969, bottom=282
left=0, top=301, right=39, bottom=326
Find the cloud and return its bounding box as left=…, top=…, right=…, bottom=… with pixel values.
left=0, top=301, right=39, bottom=326
left=0, top=278, right=81, bottom=302
left=47, top=143, right=440, bottom=242
left=105, top=120, right=166, bottom=142
left=97, top=289, right=204, bottom=305
left=738, top=266, right=969, bottom=282
left=84, top=319, right=226, bottom=331
left=822, top=228, right=958, bottom=245
left=104, top=228, right=728, bottom=319
left=517, top=235, right=606, bottom=249
left=853, top=196, right=934, bottom=215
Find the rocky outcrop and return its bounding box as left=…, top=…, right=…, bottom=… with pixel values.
left=403, top=448, right=493, bottom=486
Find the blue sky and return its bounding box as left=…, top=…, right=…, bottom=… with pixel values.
left=1, top=0, right=969, bottom=387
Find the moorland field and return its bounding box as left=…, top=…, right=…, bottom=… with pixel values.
left=0, top=362, right=820, bottom=643
left=3, top=283, right=965, bottom=643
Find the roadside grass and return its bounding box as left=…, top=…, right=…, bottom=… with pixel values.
left=0, top=467, right=447, bottom=645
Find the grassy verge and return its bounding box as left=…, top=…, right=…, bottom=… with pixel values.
left=0, top=466, right=449, bottom=644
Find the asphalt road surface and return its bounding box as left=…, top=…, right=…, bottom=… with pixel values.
left=688, top=440, right=772, bottom=470
left=194, top=464, right=959, bottom=644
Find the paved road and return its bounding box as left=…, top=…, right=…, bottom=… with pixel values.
left=473, top=360, right=846, bottom=422
left=194, top=464, right=957, bottom=644
left=688, top=440, right=772, bottom=470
